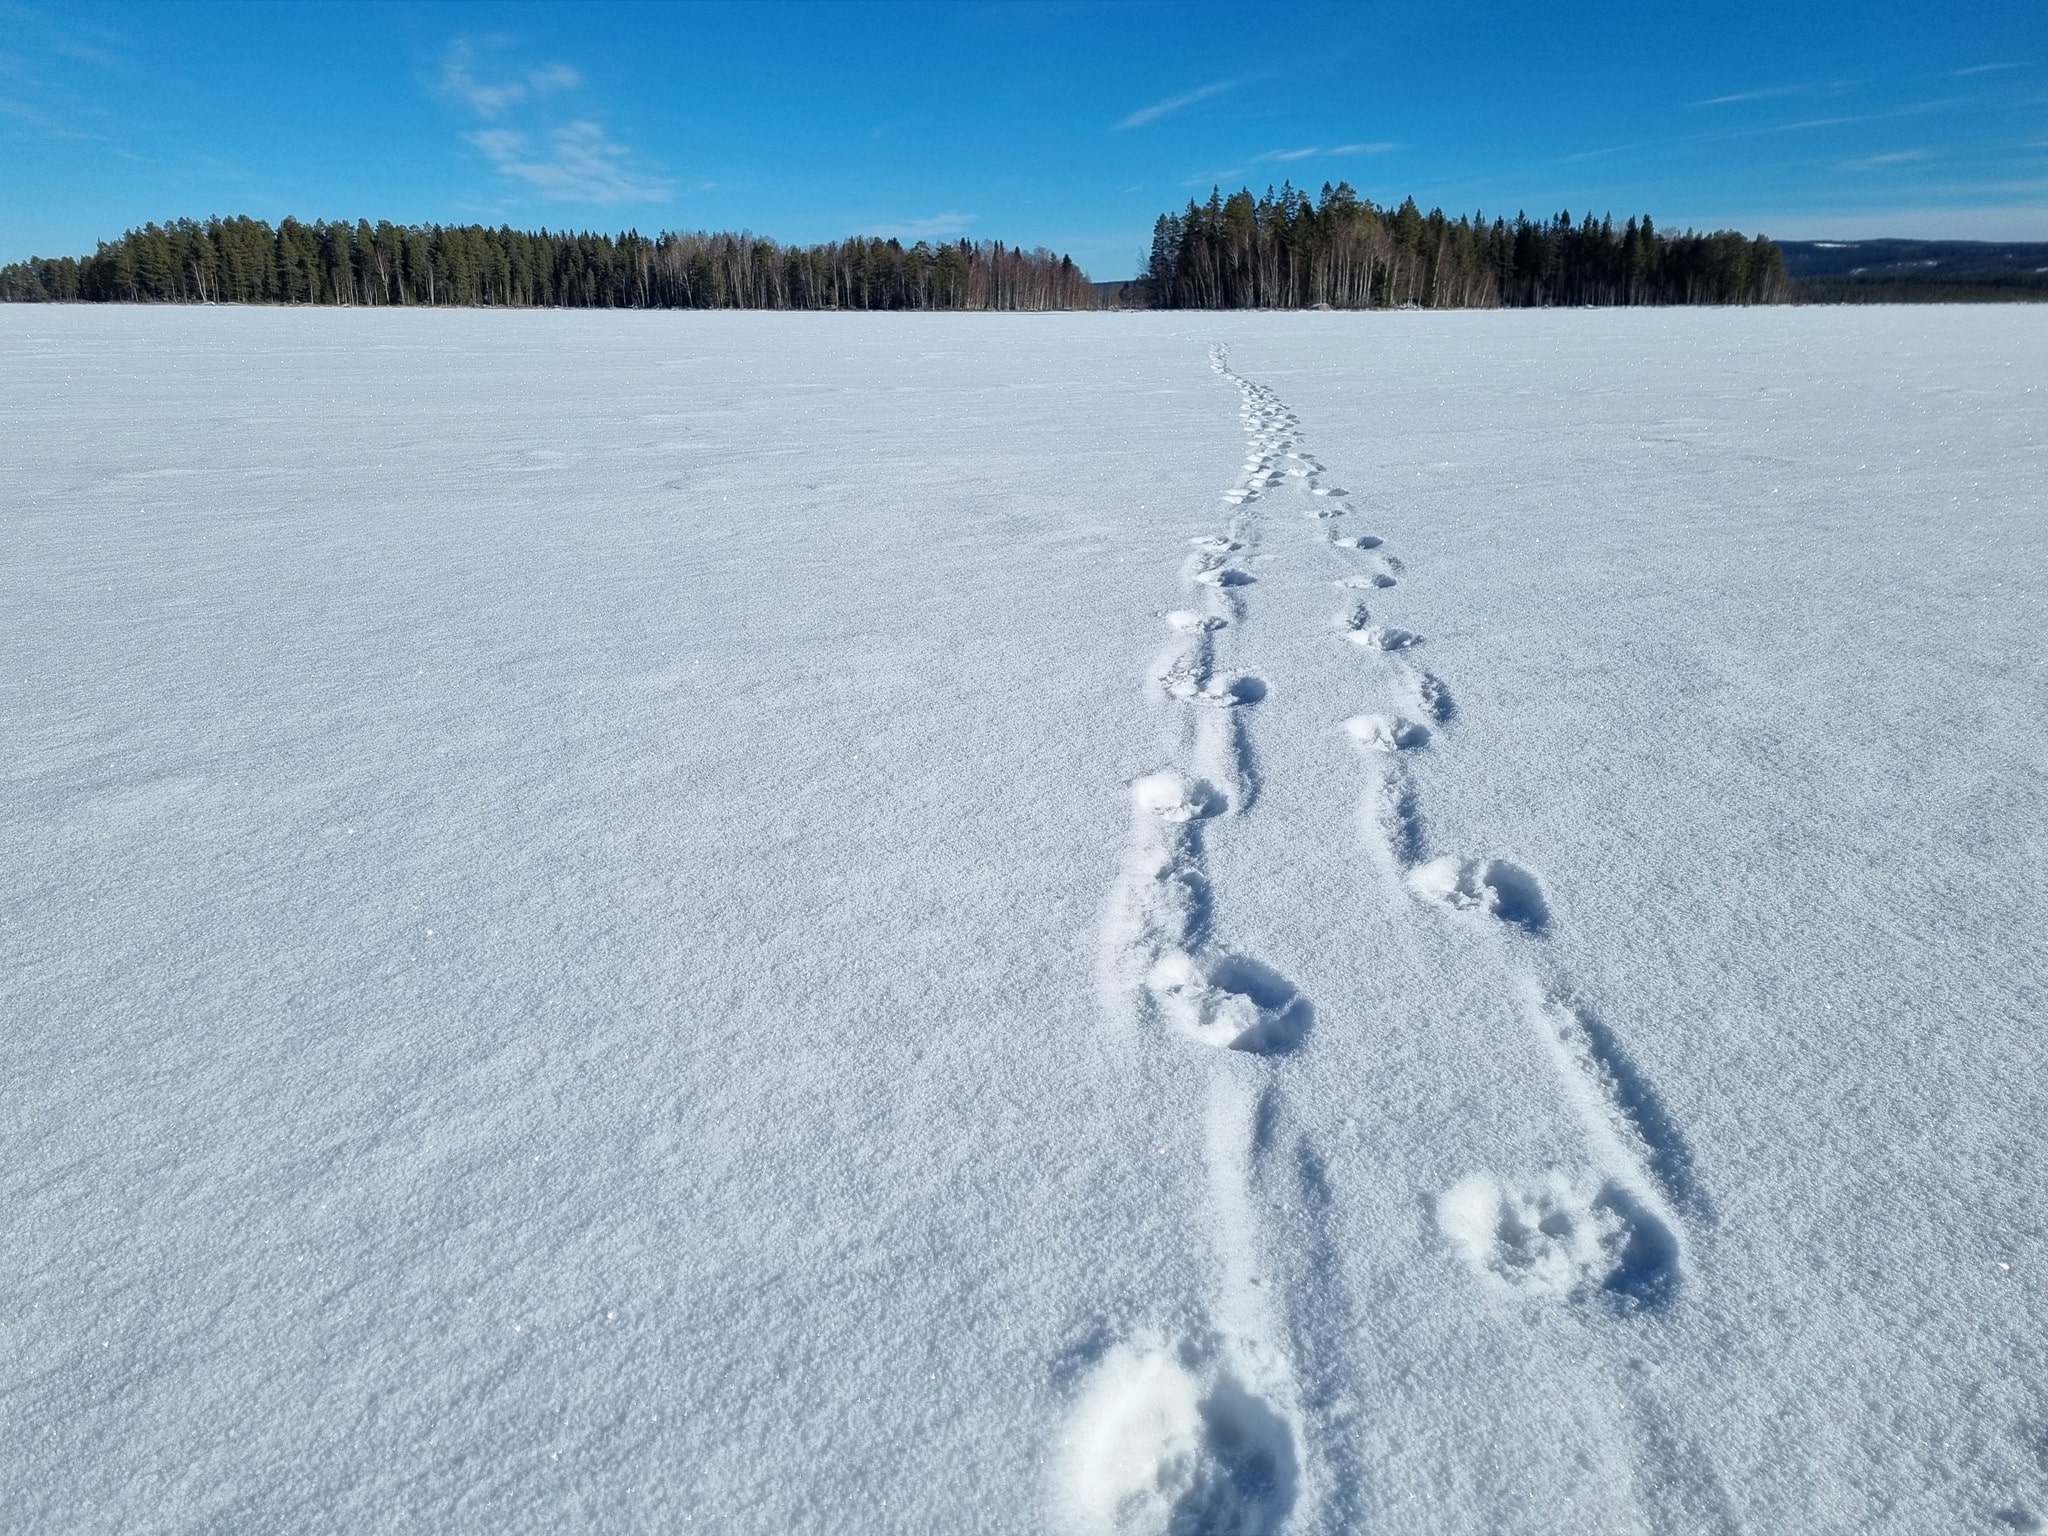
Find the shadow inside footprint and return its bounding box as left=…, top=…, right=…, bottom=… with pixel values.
left=1481, top=861, right=1550, bottom=932
left=1593, top=1182, right=1681, bottom=1307
left=1204, top=673, right=1266, bottom=706
left=1191, top=1375, right=1300, bottom=1529
left=1347, top=625, right=1421, bottom=651
left=1411, top=673, right=1456, bottom=724
left=1411, top=857, right=1549, bottom=934
left=1207, top=955, right=1313, bottom=1055
left=1148, top=951, right=1313, bottom=1055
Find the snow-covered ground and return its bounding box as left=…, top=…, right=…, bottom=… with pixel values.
left=5, top=304, right=2045, bottom=1534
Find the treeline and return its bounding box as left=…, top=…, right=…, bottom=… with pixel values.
left=0, top=216, right=1095, bottom=311
left=1, top=192, right=1794, bottom=312
left=1141, top=183, right=1789, bottom=308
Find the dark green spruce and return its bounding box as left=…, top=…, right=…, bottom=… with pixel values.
left=1, top=193, right=1796, bottom=309
left=0, top=218, right=1094, bottom=309
left=1138, top=184, right=1789, bottom=308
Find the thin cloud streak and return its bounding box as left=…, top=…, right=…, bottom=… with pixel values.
left=1691, top=83, right=1810, bottom=107
left=859, top=211, right=976, bottom=239
left=1843, top=149, right=1934, bottom=169
left=1564, top=97, right=1978, bottom=164
left=1115, top=79, right=1238, bottom=131
left=1252, top=142, right=1396, bottom=165
left=465, top=121, right=671, bottom=203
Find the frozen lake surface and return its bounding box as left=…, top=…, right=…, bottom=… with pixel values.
left=5, top=305, right=2046, bottom=1533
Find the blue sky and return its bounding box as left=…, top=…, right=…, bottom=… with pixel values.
left=3, top=0, right=2043, bottom=275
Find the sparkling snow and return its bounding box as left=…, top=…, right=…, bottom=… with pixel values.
left=5, top=304, right=2046, bottom=1533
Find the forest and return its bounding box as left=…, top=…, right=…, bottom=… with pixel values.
left=0, top=188, right=1791, bottom=310
left=0, top=217, right=1095, bottom=310
left=1139, top=183, right=1789, bottom=308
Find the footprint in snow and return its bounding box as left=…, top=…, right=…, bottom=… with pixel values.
left=1438, top=1172, right=1678, bottom=1307
left=1148, top=950, right=1311, bottom=1054
left=1347, top=624, right=1422, bottom=652
left=1335, top=573, right=1398, bottom=589
left=1132, top=771, right=1224, bottom=823
left=1344, top=713, right=1430, bottom=752
left=1166, top=672, right=1266, bottom=708
left=1405, top=670, right=1455, bottom=723
left=1058, top=1337, right=1296, bottom=1536
left=1333, top=534, right=1383, bottom=550
left=1408, top=856, right=1548, bottom=932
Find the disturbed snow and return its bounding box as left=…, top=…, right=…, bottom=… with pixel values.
left=5, top=305, right=2047, bottom=1534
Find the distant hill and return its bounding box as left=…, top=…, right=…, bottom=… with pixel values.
left=1776, top=239, right=2048, bottom=301
left=1776, top=239, right=2048, bottom=278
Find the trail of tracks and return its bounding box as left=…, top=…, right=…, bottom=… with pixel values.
left=1055, top=345, right=1724, bottom=1535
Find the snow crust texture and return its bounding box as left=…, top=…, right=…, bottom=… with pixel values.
left=7, top=307, right=2048, bottom=1534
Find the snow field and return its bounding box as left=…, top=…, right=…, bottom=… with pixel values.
left=5, top=305, right=2047, bottom=1534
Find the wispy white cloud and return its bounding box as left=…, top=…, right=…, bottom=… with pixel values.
left=439, top=37, right=669, bottom=205
left=1116, top=79, right=1238, bottom=131
left=859, top=211, right=976, bottom=240
left=465, top=121, right=671, bottom=203
left=441, top=38, right=580, bottom=117
left=1691, top=83, right=1810, bottom=107
left=1842, top=149, right=1935, bottom=169
left=1772, top=98, right=1969, bottom=133
left=1249, top=142, right=1396, bottom=166
left=1948, top=61, right=2027, bottom=77
left=1566, top=97, right=1976, bottom=165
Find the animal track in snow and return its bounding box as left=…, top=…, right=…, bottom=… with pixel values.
left=1333, top=534, right=1383, bottom=550
left=1072, top=346, right=1324, bottom=1522
left=1133, top=770, right=1225, bottom=823
left=1343, top=712, right=1430, bottom=753
left=1150, top=950, right=1313, bottom=1055
left=1525, top=986, right=1703, bottom=1220
left=1058, top=1338, right=1298, bottom=1536
left=1167, top=672, right=1267, bottom=709
left=1346, top=624, right=1422, bottom=652
left=1438, top=1172, right=1679, bottom=1307
left=1402, top=668, right=1455, bottom=724
left=1408, top=856, right=1550, bottom=933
